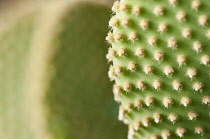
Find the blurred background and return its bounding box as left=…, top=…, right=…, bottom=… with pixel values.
left=0, top=0, right=127, bottom=139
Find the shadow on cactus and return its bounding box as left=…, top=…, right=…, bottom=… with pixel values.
left=44, top=2, right=127, bottom=139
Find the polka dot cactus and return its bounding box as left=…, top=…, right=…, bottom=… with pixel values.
left=106, top=0, right=210, bottom=138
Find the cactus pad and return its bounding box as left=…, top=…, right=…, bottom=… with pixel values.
left=44, top=2, right=127, bottom=139
left=0, top=1, right=126, bottom=139
left=107, top=0, right=210, bottom=138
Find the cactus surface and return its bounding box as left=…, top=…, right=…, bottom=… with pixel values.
left=107, top=0, right=210, bottom=138
left=0, top=15, right=37, bottom=139
left=0, top=1, right=126, bottom=139
left=44, top=2, right=127, bottom=139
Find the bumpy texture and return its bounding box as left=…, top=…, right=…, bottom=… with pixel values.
left=106, top=0, right=210, bottom=138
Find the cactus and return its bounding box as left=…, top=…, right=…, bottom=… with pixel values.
left=44, top=2, right=127, bottom=139
left=0, top=1, right=126, bottom=139
left=0, top=14, right=38, bottom=139
left=106, top=0, right=210, bottom=138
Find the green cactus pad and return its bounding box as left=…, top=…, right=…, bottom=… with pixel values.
left=45, top=2, right=127, bottom=139
left=0, top=15, right=36, bottom=139
left=107, top=0, right=210, bottom=138
left=0, top=1, right=126, bottom=139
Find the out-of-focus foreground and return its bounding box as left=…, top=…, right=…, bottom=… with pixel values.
left=0, top=0, right=127, bottom=139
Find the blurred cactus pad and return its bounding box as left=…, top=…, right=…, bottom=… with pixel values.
left=0, top=1, right=127, bottom=139
left=106, top=0, right=210, bottom=139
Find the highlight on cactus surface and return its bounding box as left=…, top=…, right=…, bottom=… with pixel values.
left=106, top=0, right=210, bottom=138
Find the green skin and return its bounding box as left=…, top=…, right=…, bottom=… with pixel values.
left=108, top=0, right=210, bottom=138
left=0, top=1, right=127, bottom=139
left=45, top=2, right=127, bottom=139
left=0, top=15, right=36, bottom=139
